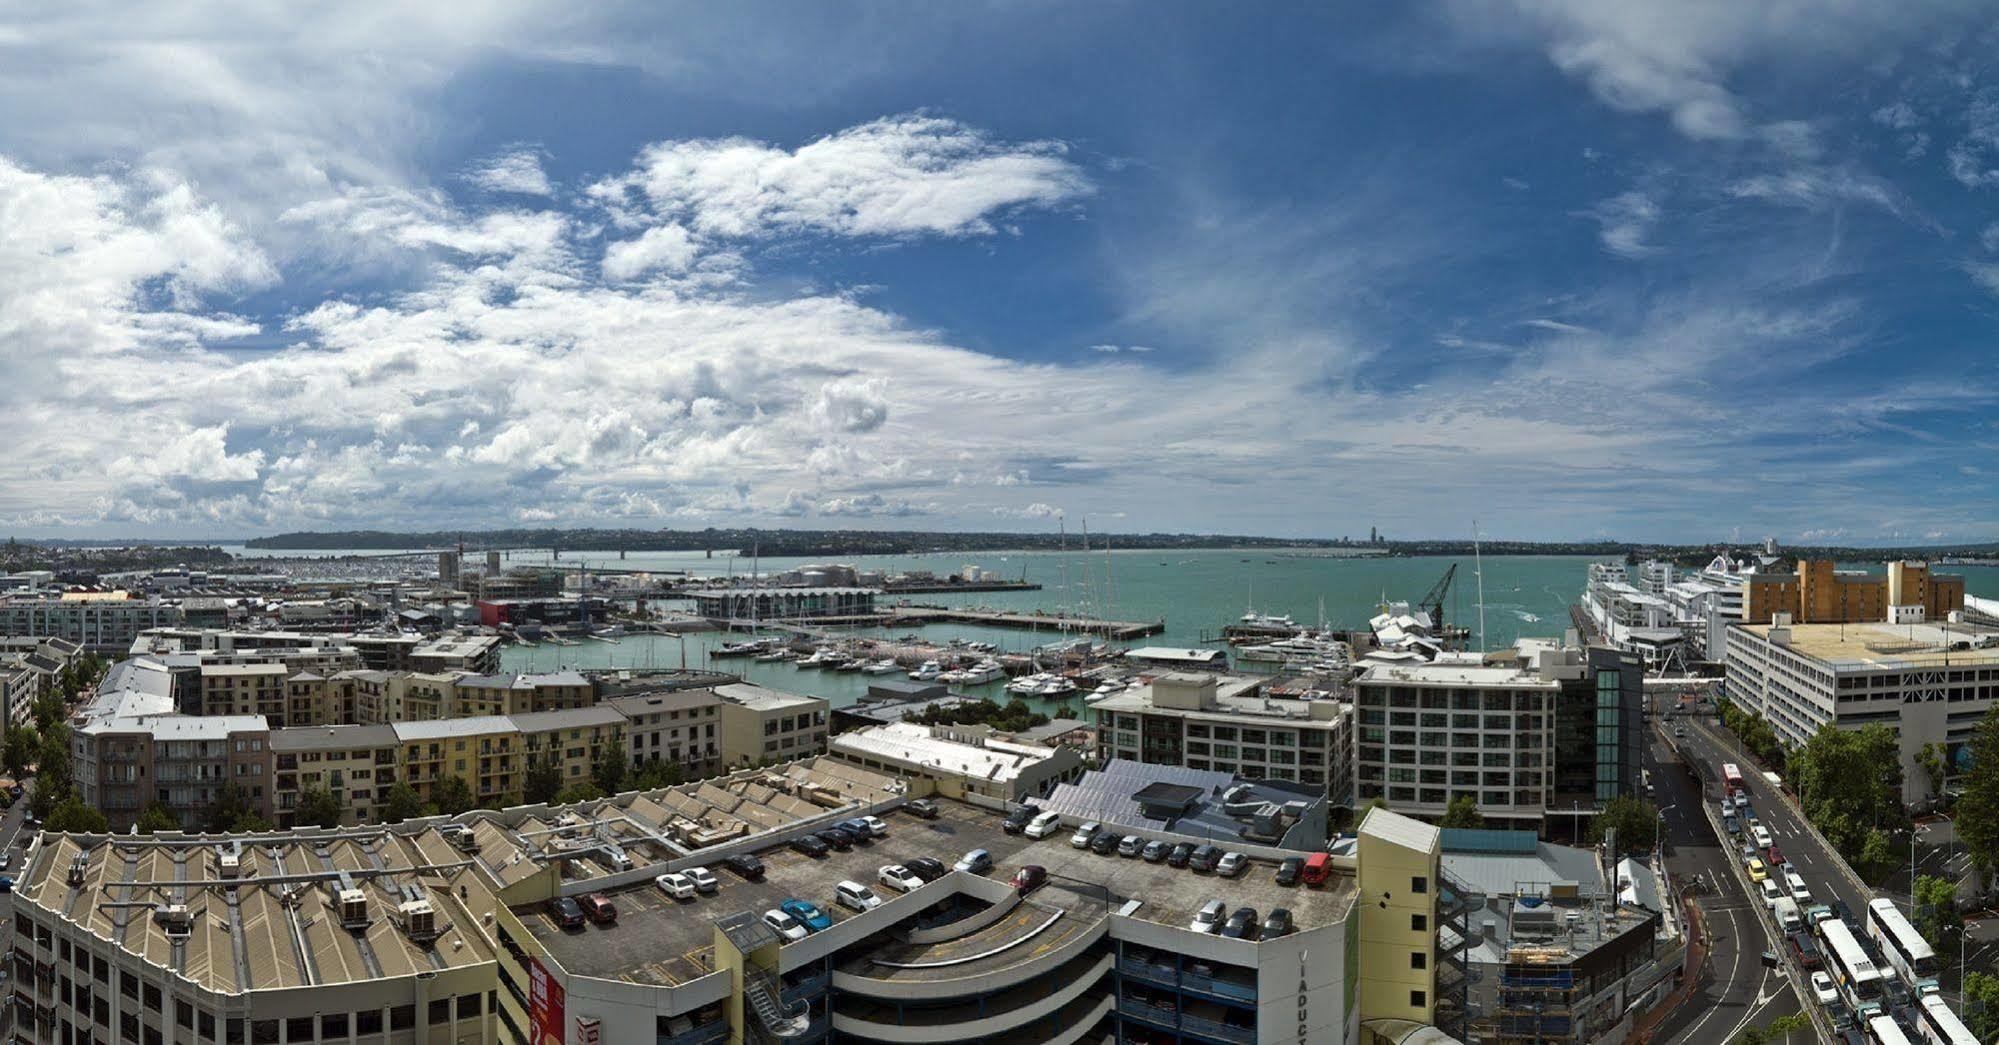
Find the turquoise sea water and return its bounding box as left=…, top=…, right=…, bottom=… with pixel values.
left=226, top=545, right=1999, bottom=714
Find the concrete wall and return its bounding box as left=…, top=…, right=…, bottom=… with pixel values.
left=1356, top=820, right=1440, bottom=1026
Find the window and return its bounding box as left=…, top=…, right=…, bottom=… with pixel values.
left=320, top=1013, right=348, bottom=1038
left=1411, top=951, right=1427, bottom=970
left=356, top=1010, right=382, bottom=1034
left=457, top=994, right=482, bottom=1018
left=429, top=999, right=452, bottom=1024
left=1411, top=913, right=1427, bottom=932
left=1410, top=876, right=1427, bottom=895
left=251, top=1021, right=279, bottom=1045
left=390, top=1006, right=415, bottom=1031
left=1410, top=989, right=1426, bottom=1007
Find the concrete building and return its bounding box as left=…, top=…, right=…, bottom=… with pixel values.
left=606, top=688, right=724, bottom=780
left=195, top=662, right=288, bottom=721
left=0, top=593, right=181, bottom=651
left=410, top=633, right=502, bottom=673
left=1742, top=559, right=1963, bottom=626
left=714, top=682, right=830, bottom=767
left=71, top=659, right=271, bottom=829
left=827, top=720, right=1086, bottom=802
left=269, top=723, right=400, bottom=826
left=687, top=586, right=878, bottom=621
left=1354, top=642, right=1642, bottom=837
left=1724, top=613, right=1999, bottom=806
left=1090, top=673, right=1353, bottom=802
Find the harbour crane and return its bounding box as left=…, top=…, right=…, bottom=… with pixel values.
left=1419, top=563, right=1456, bottom=632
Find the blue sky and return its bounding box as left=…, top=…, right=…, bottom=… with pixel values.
left=1, top=3, right=1997, bottom=544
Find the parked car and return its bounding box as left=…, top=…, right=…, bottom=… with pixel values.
left=1221, top=907, right=1259, bottom=940
left=1142, top=839, right=1171, bottom=863
left=1071, top=821, right=1102, bottom=848
left=1785, top=871, right=1812, bottom=904
left=1810, top=970, right=1839, bottom=1006
left=1760, top=878, right=1784, bottom=908
left=549, top=896, right=586, bottom=929
left=1746, top=858, right=1768, bottom=882
left=1012, top=865, right=1047, bottom=894
left=835, top=881, right=882, bottom=912
left=1789, top=930, right=1822, bottom=969
left=655, top=872, right=697, bottom=900
left=859, top=815, right=889, bottom=837
left=906, top=798, right=940, bottom=819
left=683, top=866, right=719, bottom=894
left=1262, top=908, right=1294, bottom=938
left=905, top=857, right=949, bottom=882
left=1090, top=830, right=1119, bottom=855
left=839, top=818, right=875, bottom=842
left=1189, top=899, right=1226, bottom=934
left=954, top=848, right=993, bottom=874
left=1167, top=843, right=1195, bottom=868
left=1024, top=810, right=1064, bottom=839
left=1216, top=852, right=1248, bottom=878
left=1189, top=844, right=1222, bottom=873
left=779, top=898, right=832, bottom=932
left=1276, top=857, right=1304, bottom=886
left=579, top=894, right=617, bottom=924
left=790, top=835, right=830, bottom=858
left=762, top=909, right=808, bottom=942
left=1001, top=805, right=1037, bottom=835
left=722, top=853, right=765, bottom=880
left=1117, top=835, right=1145, bottom=858
left=879, top=865, right=924, bottom=893
left=816, top=827, right=855, bottom=851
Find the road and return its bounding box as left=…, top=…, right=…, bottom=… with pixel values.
left=0, top=776, right=34, bottom=1038
left=1645, top=710, right=1804, bottom=1043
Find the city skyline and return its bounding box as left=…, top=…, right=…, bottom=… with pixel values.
left=4, top=4, right=1999, bottom=542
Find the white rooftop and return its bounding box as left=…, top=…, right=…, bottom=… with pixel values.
left=830, top=722, right=1059, bottom=782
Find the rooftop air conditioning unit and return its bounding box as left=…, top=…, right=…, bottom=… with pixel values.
left=67, top=855, right=88, bottom=886
left=216, top=849, right=241, bottom=878
left=397, top=899, right=440, bottom=942
left=155, top=904, right=192, bottom=937
left=338, top=888, right=369, bottom=929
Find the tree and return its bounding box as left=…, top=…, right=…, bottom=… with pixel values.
left=292, top=786, right=342, bottom=829
left=1964, top=971, right=1999, bottom=1043
left=133, top=803, right=181, bottom=834
left=381, top=783, right=427, bottom=823
left=592, top=738, right=629, bottom=796
left=1791, top=723, right=1904, bottom=873
left=1763, top=1013, right=1809, bottom=1042
left=1438, top=795, right=1485, bottom=829
left=523, top=750, right=564, bottom=805
left=430, top=775, right=475, bottom=816
left=1587, top=795, right=1659, bottom=853
left=202, top=783, right=258, bottom=834
left=1958, top=706, right=1999, bottom=875
left=229, top=811, right=272, bottom=833
left=1913, top=874, right=1961, bottom=952
left=555, top=782, right=604, bottom=805
left=631, top=758, right=682, bottom=791
left=3, top=724, right=38, bottom=777
left=1917, top=741, right=1949, bottom=802
left=42, top=796, right=108, bottom=834
left=31, top=689, right=64, bottom=733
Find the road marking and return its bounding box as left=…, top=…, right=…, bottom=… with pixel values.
left=1682, top=907, right=1744, bottom=1045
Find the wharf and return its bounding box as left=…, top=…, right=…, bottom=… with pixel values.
left=885, top=606, right=1163, bottom=640
left=879, top=580, right=1042, bottom=594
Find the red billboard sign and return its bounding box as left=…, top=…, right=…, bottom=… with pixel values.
left=528, top=956, right=566, bottom=1045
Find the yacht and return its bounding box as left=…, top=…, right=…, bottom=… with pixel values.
left=752, top=649, right=792, bottom=663
left=860, top=659, right=899, bottom=675
left=1005, top=672, right=1078, bottom=698
left=953, top=660, right=1005, bottom=685
left=797, top=648, right=847, bottom=669
left=908, top=660, right=944, bottom=681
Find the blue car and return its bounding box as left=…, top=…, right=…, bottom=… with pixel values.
left=779, top=898, right=832, bottom=933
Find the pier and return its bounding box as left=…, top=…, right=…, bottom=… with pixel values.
left=883, top=606, right=1163, bottom=640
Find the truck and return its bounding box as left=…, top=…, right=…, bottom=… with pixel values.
left=1774, top=896, right=1803, bottom=934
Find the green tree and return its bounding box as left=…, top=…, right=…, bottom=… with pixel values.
left=1917, top=741, right=1949, bottom=801
left=1959, top=706, right=1999, bottom=875
left=430, top=775, right=475, bottom=816
left=556, top=781, right=605, bottom=804
left=3, top=724, right=38, bottom=777
left=133, top=803, right=181, bottom=834
left=201, top=782, right=258, bottom=833
left=1587, top=795, right=1659, bottom=853
left=631, top=758, right=682, bottom=791
left=1437, top=795, right=1485, bottom=829
left=381, top=782, right=427, bottom=823
left=1913, top=874, right=1961, bottom=952
left=523, top=750, right=564, bottom=805
left=1791, top=723, right=1904, bottom=873
left=1763, top=1013, right=1809, bottom=1042
left=42, top=796, right=108, bottom=834
left=592, top=738, right=629, bottom=795
left=31, top=689, right=64, bottom=733
left=1964, top=971, right=1999, bottom=1042
left=292, top=786, right=342, bottom=829
left=229, top=811, right=272, bottom=832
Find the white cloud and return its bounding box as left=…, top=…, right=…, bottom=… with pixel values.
left=1584, top=190, right=1659, bottom=258
left=1088, top=344, right=1153, bottom=354
left=1872, top=102, right=1920, bottom=129
left=1726, top=167, right=1905, bottom=215
left=590, top=114, right=1090, bottom=240
left=466, top=146, right=554, bottom=197
left=602, top=223, right=697, bottom=280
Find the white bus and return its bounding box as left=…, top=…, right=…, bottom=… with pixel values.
left=1867, top=898, right=1941, bottom=989
left=1916, top=994, right=1979, bottom=1045
left=1868, top=1014, right=1915, bottom=1045
left=1819, top=917, right=1886, bottom=1014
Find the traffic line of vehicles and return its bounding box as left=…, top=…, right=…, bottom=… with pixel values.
left=1721, top=763, right=1978, bottom=1045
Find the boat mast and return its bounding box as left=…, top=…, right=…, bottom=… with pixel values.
left=1473, top=520, right=1486, bottom=653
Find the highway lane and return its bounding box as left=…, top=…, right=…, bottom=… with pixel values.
left=1645, top=713, right=1802, bottom=1043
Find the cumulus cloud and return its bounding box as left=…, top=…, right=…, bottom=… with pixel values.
left=465, top=146, right=554, bottom=197
left=602, top=223, right=698, bottom=280
left=589, top=114, right=1090, bottom=240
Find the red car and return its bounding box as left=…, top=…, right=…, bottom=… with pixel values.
left=578, top=893, right=617, bottom=925
left=1012, top=865, right=1047, bottom=894
left=1765, top=845, right=1784, bottom=867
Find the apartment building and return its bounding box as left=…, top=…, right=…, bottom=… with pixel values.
left=269, top=724, right=399, bottom=826
left=0, top=636, right=80, bottom=729
left=714, top=682, right=830, bottom=766
left=391, top=707, right=627, bottom=810
left=73, top=661, right=271, bottom=830
left=410, top=633, right=503, bottom=673
left=1090, top=672, right=1354, bottom=802
left=1354, top=642, right=1641, bottom=836
left=1742, top=559, right=1964, bottom=625
left=514, top=706, right=628, bottom=794
left=453, top=671, right=593, bottom=716
left=196, top=662, right=288, bottom=720
left=606, top=688, right=724, bottom=780
left=1725, top=613, right=1999, bottom=807
left=0, top=594, right=181, bottom=651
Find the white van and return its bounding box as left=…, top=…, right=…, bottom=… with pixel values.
left=1751, top=824, right=1773, bottom=849
left=1774, top=897, right=1802, bottom=933
left=835, top=880, right=882, bottom=911
left=1784, top=871, right=1811, bottom=904
left=1023, top=810, right=1063, bottom=839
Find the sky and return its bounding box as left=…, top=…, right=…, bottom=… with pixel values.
left=3, top=2, right=1999, bottom=545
